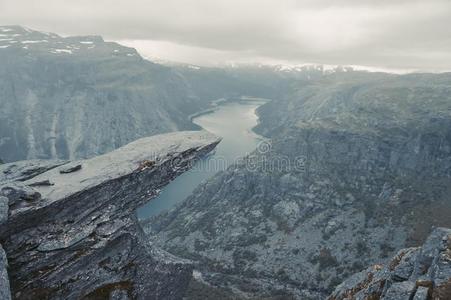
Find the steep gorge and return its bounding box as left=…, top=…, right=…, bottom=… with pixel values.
left=147, top=72, right=451, bottom=299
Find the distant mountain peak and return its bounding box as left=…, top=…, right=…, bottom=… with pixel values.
left=0, top=25, right=139, bottom=58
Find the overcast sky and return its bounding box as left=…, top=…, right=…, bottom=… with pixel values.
left=1, top=0, right=451, bottom=71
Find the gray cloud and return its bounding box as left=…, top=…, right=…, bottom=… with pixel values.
left=1, top=0, right=450, bottom=71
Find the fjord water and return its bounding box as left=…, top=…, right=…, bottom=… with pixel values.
left=137, top=101, right=265, bottom=219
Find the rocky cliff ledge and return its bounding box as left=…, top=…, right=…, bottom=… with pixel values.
left=329, top=227, right=451, bottom=300
left=0, top=131, right=220, bottom=299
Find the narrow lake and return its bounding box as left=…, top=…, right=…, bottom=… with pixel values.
left=137, top=100, right=266, bottom=219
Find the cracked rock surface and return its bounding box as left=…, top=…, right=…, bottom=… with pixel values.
left=0, top=131, right=220, bottom=300
left=329, top=227, right=451, bottom=300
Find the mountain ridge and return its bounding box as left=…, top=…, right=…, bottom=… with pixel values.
left=0, top=26, right=303, bottom=163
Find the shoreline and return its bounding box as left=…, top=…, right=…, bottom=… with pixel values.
left=188, top=95, right=271, bottom=122
left=138, top=98, right=271, bottom=220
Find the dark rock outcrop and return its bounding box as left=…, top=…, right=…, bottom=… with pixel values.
left=329, top=227, right=451, bottom=300
left=0, top=131, right=220, bottom=299
left=0, top=244, right=11, bottom=300
left=0, top=196, right=8, bottom=224
left=59, top=164, right=82, bottom=174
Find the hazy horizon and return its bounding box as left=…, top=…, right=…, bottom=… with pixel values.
left=1, top=0, right=451, bottom=72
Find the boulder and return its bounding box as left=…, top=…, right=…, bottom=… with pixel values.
left=329, top=227, right=451, bottom=300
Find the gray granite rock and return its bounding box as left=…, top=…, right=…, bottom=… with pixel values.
left=0, top=131, right=220, bottom=300
left=413, top=286, right=429, bottom=300
left=383, top=281, right=416, bottom=299
left=0, top=245, right=11, bottom=300
left=0, top=196, right=8, bottom=224
left=329, top=227, right=451, bottom=300
left=0, top=160, right=68, bottom=182
left=392, top=248, right=416, bottom=282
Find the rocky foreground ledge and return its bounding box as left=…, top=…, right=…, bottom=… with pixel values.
left=0, top=131, right=220, bottom=300
left=329, top=227, right=451, bottom=300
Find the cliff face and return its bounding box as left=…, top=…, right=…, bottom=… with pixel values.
left=0, top=26, right=207, bottom=162
left=0, top=26, right=305, bottom=163
left=146, top=73, right=451, bottom=299
left=0, top=131, right=220, bottom=299
left=330, top=227, right=451, bottom=300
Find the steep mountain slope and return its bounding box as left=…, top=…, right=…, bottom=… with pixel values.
left=0, top=26, right=318, bottom=163
left=0, top=26, right=207, bottom=162
left=147, top=72, right=451, bottom=299
left=0, top=131, right=220, bottom=299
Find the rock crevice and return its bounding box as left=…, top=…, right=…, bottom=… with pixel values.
left=0, top=131, right=220, bottom=299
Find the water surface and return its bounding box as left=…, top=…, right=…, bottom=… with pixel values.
left=137, top=101, right=265, bottom=219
